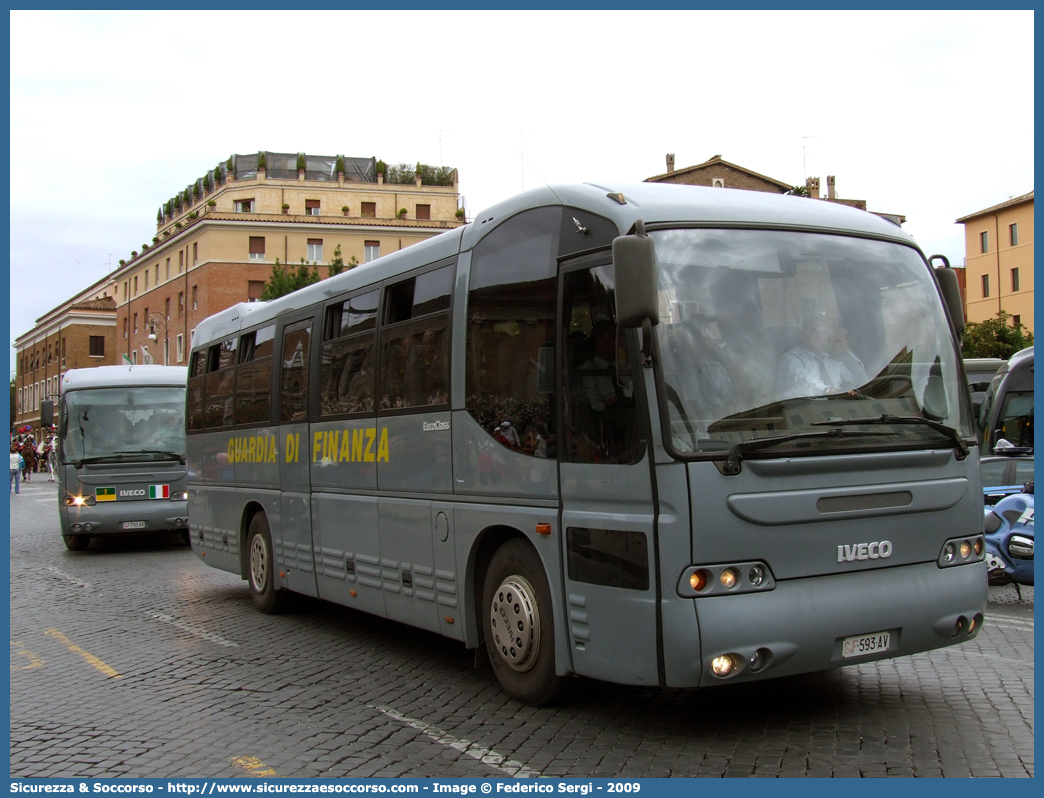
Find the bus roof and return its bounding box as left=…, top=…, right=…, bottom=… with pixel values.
left=61, top=364, right=188, bottom=391
left=190, top=181, right=921, bottom=349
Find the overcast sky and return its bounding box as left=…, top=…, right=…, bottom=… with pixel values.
left=8, top=9, right=1035, bottom=376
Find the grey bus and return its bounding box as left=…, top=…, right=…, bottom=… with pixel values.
left=45, top=365, right=189, bottom=552
left=187, top=182, right=986, bottom=705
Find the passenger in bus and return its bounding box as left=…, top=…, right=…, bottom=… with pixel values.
left=580, top=321, right=632, bottom=413
left=829, top=326, right=868, bottom=387
left=662, top=323, right=734, bottom=422
left=776, top=318, right=859, bottom=398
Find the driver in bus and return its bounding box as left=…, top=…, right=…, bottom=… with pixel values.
left=776, top=317, right=860, bottom=398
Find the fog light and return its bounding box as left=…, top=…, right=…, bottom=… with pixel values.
left=748, top=565, right=764, bottom=586
left=952, top=616, right=967, bottom=637
left=720, top=569, right=738, bottom=589
left=749, top=648, right=770, bottom=672
left=968, top=616, right=977, bottom=634
left=943, top=543, right=956, bottom=563
left=973, top=537, right=984, bottom=557
left=83, top=523, right=93, bottom=532
left=711, top=655, right=737, bottom=677
left=959, top=540, right=972, bottom=560
left=71, top=524, right=82, bottom=533
left=689, top=570, right=708, bottom=592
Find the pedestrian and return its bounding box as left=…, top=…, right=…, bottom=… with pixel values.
left=10, top=446, right=24, bottom=494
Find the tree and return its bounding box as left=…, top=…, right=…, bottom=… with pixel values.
left=326, top=244, right=358, bottom=278
left=961, top=310, right=1034, bottom=359
left=260, top=258, right=320, bottom=301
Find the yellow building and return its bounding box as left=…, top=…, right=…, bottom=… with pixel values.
left=114, top=153, right=464, bottom=366
left=956, top=191, right=1034, bottom=332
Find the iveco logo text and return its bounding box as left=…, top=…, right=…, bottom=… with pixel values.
left=119, top=489, right=146, bottom=497
left=837, top=541, right=893, bottom=562
left=423, top=421, right=450, bottom=432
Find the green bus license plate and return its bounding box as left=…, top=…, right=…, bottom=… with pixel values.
left=842, top=631, right=890, bottom=658
left=122, top=521, right=147, bottom=530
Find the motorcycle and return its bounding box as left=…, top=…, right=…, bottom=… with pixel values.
left=983, top=480, right=1034, bottom=598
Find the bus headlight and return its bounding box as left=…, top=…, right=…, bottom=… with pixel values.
left=711, top=654, right=740, bottom=677
left=678, top=562, right=775, bottom=597
left=64, top=495, right=96, bottom=507
left=169, top=491, right=188, bottom=502
left=938, top=536, right=985, bottom=568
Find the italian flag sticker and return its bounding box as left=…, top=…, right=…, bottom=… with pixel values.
left=96, top=487, right=116, bottom=502
left=149, top=484, right=170, bottom=499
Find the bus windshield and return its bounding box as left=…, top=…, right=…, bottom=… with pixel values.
left=651, top=228, right=972, bottom=457
left=60, top=387, right=186, bottom=464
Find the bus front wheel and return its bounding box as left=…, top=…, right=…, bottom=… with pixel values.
left=63, top=534, right=89, bottom=552
left=247, top=514, right=287, bottom=614
left=481, top=539, right=569, bottom=706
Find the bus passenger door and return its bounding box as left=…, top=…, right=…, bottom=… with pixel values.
left=277, top=315, right=318, bottom=598
left=558, top=260, right=660, bottom=686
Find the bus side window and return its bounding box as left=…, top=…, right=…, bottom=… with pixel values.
left=187, top=349, right=206, bottom=431
left=235, top=324, right=274, bottom=425
left=378, top=266, right=451, bottom=410
left=320, top=290, right=378, bottom=417
left=561, top=265, right=642, bottom=465
left=465, top=207, right=558, bottom=457
left=204, top=338, right=236, bottom=429
left=280, top=321, right=312, bottom=423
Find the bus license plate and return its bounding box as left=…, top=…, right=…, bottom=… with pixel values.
left=122, top=521, right=147, bottom=530
left=842, top=631, right=890, bottom=658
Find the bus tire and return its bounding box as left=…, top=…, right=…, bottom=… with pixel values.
left=481, top=539, right=569, bottom=706
left=63, top=534, right=89, bottom=552
left=247, top=513, right=287, bottom=614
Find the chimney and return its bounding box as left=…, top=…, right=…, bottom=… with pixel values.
left=826, top=175, right=836, bottom=200
left=806, top=177, right=820, bottom=199
left=666, top=153, right=675, bottom=173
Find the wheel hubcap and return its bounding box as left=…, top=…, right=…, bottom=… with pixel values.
left=489, top=575, right=540, bottom=672
left=250, top=534, right=269, bottom=593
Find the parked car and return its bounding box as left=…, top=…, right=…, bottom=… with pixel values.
left=981, top=452, right=1035, bottom=507
left=978, top=347, right=1033, bottom=454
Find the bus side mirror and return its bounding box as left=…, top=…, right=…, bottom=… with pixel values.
left=40, top=399, right=54, bottom=428
left=929, top=254, right=965, bottom=343
left=613, top=222, right=659, bottom=330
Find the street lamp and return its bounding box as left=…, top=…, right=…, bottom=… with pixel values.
left=146, top=313, right=169, bottom=366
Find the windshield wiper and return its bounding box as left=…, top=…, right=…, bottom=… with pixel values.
left=133, top=449, right=187, bottom=464
left=811, top=414, right=969, bottom=460
left=722, top=428, right=891, bottom=475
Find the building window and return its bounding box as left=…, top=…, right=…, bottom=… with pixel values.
left=1010, top=223, right=1018, bottom=246
left=134, top=313, right=139, bottom=335
left=307, top=238, right=323, bottom=262
left=179, top=251, right=184, bottom=272
left=123, top=318, right=128, bottom=339
left=176, top=334, right=184, bottom=363
left=982, top=274, right=990, bottom=298
left=193, top=242, right=198, bottom=265
left=306, top=199, right=320, bottom=216
left=192, top=285, right=198, bottom=310
left=1012, top=315, right=1021, bottom=329
left=364, top=240, right=380, bottom=263
left=248, top=281, right=264, bottom=302
left=178, top=291, right=185, bottom=314
left=132, top=350, right=138, bottom=365
left=134, top=275, right=138, bottom=295
left=416, top=204, right=431, bottom=220
left=980, top=231, right=989, bottom=253
left=155, top=264, right=160, bottom=284
left=145, top=271, right=149, bottom=290
left=165, top=297, right=171, bottom=319
left=361, top=202, right=376, bottom=218
left=234, top=198, right=255, bottom=213
left=166, top=258, right=170, bottom=279
left=249, top=236, right=265, bottom=260
left=1011, top=268, right=1020, bottom=292
left=123, top=281, right=128, bottom=301
left=89, top=336, right=104, bottom=357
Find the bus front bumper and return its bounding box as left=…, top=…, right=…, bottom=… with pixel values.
left=662, top=560, right=987, bottom=688
left=61, top=501, right=189, bottom=537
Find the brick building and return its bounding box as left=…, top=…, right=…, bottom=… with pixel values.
left=956, top=191, right=1034, bottom=332
left=13, top=285, right=119, bottom=438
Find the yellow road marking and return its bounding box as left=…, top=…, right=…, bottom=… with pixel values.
left=10, top=640, right=45, bottom=671
left=45, top=628, right=122, bottom=679
left=231, top=756, right=279, bottom=778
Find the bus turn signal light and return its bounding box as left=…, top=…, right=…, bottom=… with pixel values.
left=536, top=523, right=552, bottom=536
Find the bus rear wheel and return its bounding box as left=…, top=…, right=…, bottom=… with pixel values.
left=247, top=513, right=287, bottom=614
left=63, top=534, right=89, bottom=552
left=481, top=539, right=569, bottom=706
